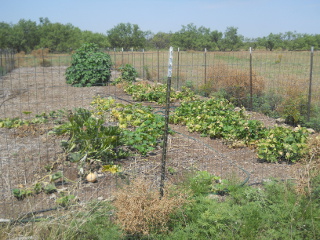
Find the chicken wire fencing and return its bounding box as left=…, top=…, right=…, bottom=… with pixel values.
left=0, top=49, right=318, bottom=221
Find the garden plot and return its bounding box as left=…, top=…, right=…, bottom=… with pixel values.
left=0, top=66, right=306, bottom=220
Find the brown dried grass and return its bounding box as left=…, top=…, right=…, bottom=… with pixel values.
left=113, top=178, right=190, bottom=236
left=202, top=64, right=265, bottom=100
left=296, top=134, right=320, bottom=195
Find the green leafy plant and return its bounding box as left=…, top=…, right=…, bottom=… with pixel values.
left=257, top=125, right=309, bottom=162
left=56, top=194, right=76, bottom=207
left=187, top=171, right=220, bottom=196
left=171, top=98, right=266, bottom=144
left=119, top=64, right=138, bottom=83
left=111, top=103, right=170, bottom=155
left=12, top=188, right=33, bottom=200
left=65, top=43, right=112, bottom=87
left=124, top=81, right=197, bottom=104
left=53, top=108, right=128, bottom=163
left=43, top=183, right=57, bottom=194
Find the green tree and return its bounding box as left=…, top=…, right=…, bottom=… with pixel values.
left=217, top=26, right=243, bottom=51
left=10, top=19, right=39, bottom=52
left=107, top=23, right=148, bottom=50
left=81, top=31, right=110, bottom=48
left=148, top=32, right=171, bottom=49
left=38, top=18, right=82, bottom=52
left=258, top=33, right=282, bottom=51
left=171, top=23, right=213, bottom=50
left=0, top=22, right=12, bottom=49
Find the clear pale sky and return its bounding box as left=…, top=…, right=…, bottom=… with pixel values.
left=1, top=0, right=319, bottom=38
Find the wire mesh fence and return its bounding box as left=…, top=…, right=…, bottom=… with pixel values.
left=0, top=49, right=15, bottom=77
left=0, top=49, right=318, bottom=222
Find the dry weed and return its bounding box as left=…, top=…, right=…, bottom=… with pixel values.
left=276, top=76, right=309, bottom=125
left=202, top=64, right=265, bottom=101
left=296, top=134, right=320, bottom=195
left=113, top=178, right=190, bottom=236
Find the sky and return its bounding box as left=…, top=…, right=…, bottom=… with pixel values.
left=1, top=0, right=320, bottom=39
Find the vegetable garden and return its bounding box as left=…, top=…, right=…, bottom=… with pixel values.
left=1, top=45, right=320, bottom=239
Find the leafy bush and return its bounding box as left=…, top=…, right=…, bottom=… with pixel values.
left=65, top=43, right=112, bottom=87
left=119, top=64, right=138, bottom=83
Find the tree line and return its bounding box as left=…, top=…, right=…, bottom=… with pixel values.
left=0, top=18, right=319, bottom=53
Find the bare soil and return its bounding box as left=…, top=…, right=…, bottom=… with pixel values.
left=0, top=66, right=307, bottom=220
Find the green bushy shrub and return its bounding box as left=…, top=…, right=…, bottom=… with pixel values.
left=119, top=64, right=138, bottom=82
left=65, top=43, right=112, bottom=87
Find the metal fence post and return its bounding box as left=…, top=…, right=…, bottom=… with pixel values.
left=204, top=48, right=207, bottom=86
left=307, top=46, right=314, bottom=122
left=157, top=48, right=160, bottom=82
left=177, top=48, right=180, bottom=89
left=160, top=46, right=173, bottom=198
left=249, top=47, right=253, bottom=111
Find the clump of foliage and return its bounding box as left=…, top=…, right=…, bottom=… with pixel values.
left=119, top=64, right=138, bottom=83
left=12, top=171, right=67, bottom=200
left=170, top=97, right=310, bottom=163
left=113, top=178, right=190, bottom=237
left=0, top=111, right=66, bottom=128
left=53, top=108, right=128, bottom=163
left=171, top=98, right=266, bottom=144
left=186, top=171, right=223, bottom=196
left=90, top=96, right=170, bottom=156
left=124, top=81, right=198, bottom=104
left=65, top=43, right=112, bottom=87
left=257, top=125, right=309, bottom=162
left=111, top=103, right=171, bottom=155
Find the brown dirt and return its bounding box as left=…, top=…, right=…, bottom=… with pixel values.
left=0, top=66, right=307, bottom=220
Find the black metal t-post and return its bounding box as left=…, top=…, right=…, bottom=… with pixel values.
left=160, top=47, right=173, bottom=198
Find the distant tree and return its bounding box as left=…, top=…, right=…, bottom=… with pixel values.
left=81, top=31, right=110, bottom=49
left=38, top=18, right=82, bottom=52
left=171, top=23, right=213, bottom=50
left=0, top=22, right=12, bottom=49
left=10, top=19, right=39, bottom=52
left=217, top=26, right=242, bottom=51
left=148, top=32, right=171, bottom=49
left=210, top=30, right=223, bottom=49
left=257, top=33, right=282, bottom=51
left=107, top=23, right=148, bottom=50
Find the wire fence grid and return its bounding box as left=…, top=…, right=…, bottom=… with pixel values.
left=0, top=49, right=318, bottom=221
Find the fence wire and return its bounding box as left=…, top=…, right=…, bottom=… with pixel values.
left=0, top=50, right=318, bottom=221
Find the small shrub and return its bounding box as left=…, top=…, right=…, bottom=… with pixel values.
left=119, top=64, right=138, bottom=83
left=65, top=43, right=112, bottom=87
left=113, top=178, right=190, bottom=236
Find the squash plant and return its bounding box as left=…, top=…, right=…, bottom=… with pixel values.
left=53, top=108, right=128, bottom=163
left=257, top=126, right=309, bottom=162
